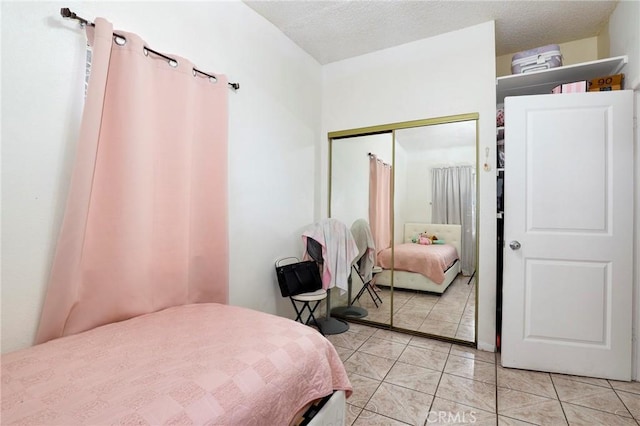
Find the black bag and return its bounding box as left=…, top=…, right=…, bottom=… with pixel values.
left=275, top=260, right=322, bottom=297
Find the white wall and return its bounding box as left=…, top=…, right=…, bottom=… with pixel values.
left=609, top=0, right=640, bottom=90
left=1, top=1, right=322, bottom=353
left=321, top=21, right=497, bottom=351
left=608, top=0, right=640, bottom=381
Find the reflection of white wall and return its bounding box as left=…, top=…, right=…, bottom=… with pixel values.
left=331, top=134, right=392, bottom=228
left=403, top=146, right=476, bottom=224
left=393, top=143, right=408, bottom=244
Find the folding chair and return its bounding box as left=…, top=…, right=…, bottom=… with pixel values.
left=350, top=263, right=383, bottom=308
left=275, top=257, right=327, bottom=335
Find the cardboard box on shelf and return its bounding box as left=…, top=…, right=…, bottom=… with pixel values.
left=589, top=85, right=622, bottom=92
left=588, top=74, right=624, bottom=91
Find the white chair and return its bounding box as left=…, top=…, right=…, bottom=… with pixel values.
left=275, top=257, right=327, bottom=335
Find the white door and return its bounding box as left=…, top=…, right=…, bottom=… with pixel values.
left=501, top=90, right=633, bottom=380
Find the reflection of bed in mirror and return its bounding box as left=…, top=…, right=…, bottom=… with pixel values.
left=375, top=223, right=461, bottom=294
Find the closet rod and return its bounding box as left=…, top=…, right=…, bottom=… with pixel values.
left=60, top=8, right=240, bottom=91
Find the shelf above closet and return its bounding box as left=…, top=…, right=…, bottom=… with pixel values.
left=496, top=55, right=628, bottom=103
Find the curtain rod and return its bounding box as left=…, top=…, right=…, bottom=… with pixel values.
left=60, top=8, right=240, bottom=91
left=367, top=153, right=391, bottom=167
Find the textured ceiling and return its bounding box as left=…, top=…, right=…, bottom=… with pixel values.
left=244, top=0, right=618, bottom=65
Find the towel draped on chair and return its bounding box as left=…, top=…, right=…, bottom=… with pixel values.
left=302, top=219, right=358, bottom=294
left=350, top=219, right=376, bottom=283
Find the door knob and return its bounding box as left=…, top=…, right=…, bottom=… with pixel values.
left=509, top=241, right=521, bottom=250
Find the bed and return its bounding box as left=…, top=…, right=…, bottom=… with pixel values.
left=375, top=223, right=462, bottom=294
left=1, top=303, right=352, bottom=425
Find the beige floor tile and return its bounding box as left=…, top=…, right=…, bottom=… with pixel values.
left=616, top=390, right=640, bottom=419
left=408, top=335, right=452, bottom=354
left=347, top=372, right=381, bottom=408
left=334, top=345, right=354, bottom=362
left=392, top=291, right=417, bottom=306
left=551, top=373, right=611, bottom=389
left=444, top=354, right=496, bottom=384
left=552, top=375, right=632, bottom=417
left=362, top=303, right=390, bottom=314
left=365, top=303, right=391, bottom=314
left=418, top=320, right=458, bottom=338
left=425, top=309, right=463, bottom=324
left=346, top=403, right=362, bottom=426
left=438, top=295, right=469, bottom=306
left=393, top=315, right=426, bottom=330
left=440, top=282, right=469, bottom=294
left=395, top=312, right=431, bottom=325
left=496, top=366, right=556, bottom=398
left=459, top=315, right=475, bottom=328
left=366, top=312, right=392, bottom=325
left=430, top=303, right=466, bottom=316
left=609, top=380, right=640, bottom=395
left=360, top=293, right=397, bottom=312
left=326, top=330, right=369, bottom=350
left=384, top=361, right=441, bottom=395
left=358, top=337, right=407, bottom=361
left=372, top=328, right=412, bottom=344
left=334, top=322, right=640, bottom=426
left=566, top=391, right=633, bottom=418
left=353, top=409, right=411, bottom=425
left=454, top=324, right=475, bottom=341
left=396, top=303, right=432, bottom=315
left=398, top=345, right=449, bottom=371
left=359, top=297, right=385, bottom=310
left=345, top=322, right=378, bottom=337
left=562, top=402, right=638, bottom=426
left=404, top=296, right=438, bottom=309
left=365, top=382, right=433, bottom=425
left=463, top=307, right=476, bottom=319
left=401, top=302, right=436, bottom=314
left=344, top=351, right=395, bottom=380
left=497, top=415, right=539, bottom=425
left=450, top=346, right=496, bottom=364
left=393, top=307, right=429, bottom=324
left=429, top=397, right=497, bottom=425
left=497, top=387, right=566, bottom=425
left=435, top=373, right=496, bottom=413
left=391, top=303, right=409, bottom=314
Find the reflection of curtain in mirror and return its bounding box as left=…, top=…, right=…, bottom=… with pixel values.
left=431, top=166, right=476, bottom=275
left=369, top=155, right=392, bottom=261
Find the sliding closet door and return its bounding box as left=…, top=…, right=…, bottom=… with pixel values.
left=501, top=91, right=633, bottom=380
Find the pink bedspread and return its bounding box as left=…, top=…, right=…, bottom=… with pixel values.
left=378, top=243, right=459, bottom=284
left=1, top=304, right=352, bottom=425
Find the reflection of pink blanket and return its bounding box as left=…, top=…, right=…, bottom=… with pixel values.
left=1, top=304, right=352, bottom=425
left=378, top=243, right=459, bottom=284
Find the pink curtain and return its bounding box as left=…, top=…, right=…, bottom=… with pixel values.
left=368, top=155, right=392, bottom=262
left=36, top=19, right=228, bottom=344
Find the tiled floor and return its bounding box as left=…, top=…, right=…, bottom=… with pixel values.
left=354, top=274, right=476, bottom=342
left=327, top=323, right=640, bottom=425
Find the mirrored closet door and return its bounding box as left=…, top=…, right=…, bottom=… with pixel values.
left=328, top=114, right=478, bottom=344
